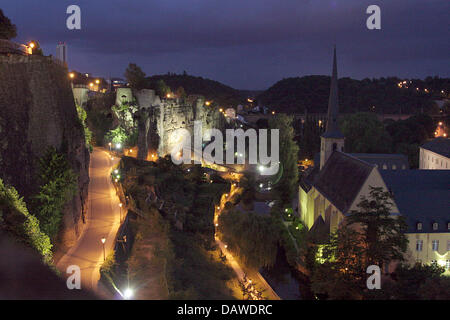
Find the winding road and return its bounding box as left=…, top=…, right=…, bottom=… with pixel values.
left=56, top=147, right=121, bottom=298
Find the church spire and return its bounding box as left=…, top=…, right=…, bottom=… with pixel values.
left=320, top=46, right=345, bottom=170
left=322, top=46, right=344, bottom=139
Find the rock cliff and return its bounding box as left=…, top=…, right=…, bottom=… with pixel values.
left=0, top=55, right=90, bottom=248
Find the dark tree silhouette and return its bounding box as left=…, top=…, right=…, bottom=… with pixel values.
left=0, top=9, right=17, bottom=40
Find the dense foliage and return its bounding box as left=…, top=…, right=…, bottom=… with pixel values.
left=31, top=148, right=78, bottom=241
left=85, top=92, right=115, bottom=145
left=310, top=187, right=409, bottom=299
left=0, top=179, right=53, bottom=264
left=268, top=114, right=299, bottom=203
left=146, top=73, right=246, bottom=107
left=258, top=75, right=449, bottom=114
left=76, top=104, right=93, bottom=152
left=218, top=209, right=281, bottom=269
left=125, top=63, right=146, bottom=90
left=338, top=113, right=436, bottom=167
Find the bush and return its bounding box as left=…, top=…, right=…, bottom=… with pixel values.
left=32, top=147, right=78, bottom=241
left=0, top=179, right=53, bottom=264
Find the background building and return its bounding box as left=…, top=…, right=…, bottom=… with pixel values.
left=419, top=137, right=450, bottom=169
left=56, top=42, right=68, bottom=66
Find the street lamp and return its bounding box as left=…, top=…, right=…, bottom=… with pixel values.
left=108, top=142, right=112, bottom=151
left=101, top=237, right=106, bottom=261
left=119, top=203, right=123, bottom=222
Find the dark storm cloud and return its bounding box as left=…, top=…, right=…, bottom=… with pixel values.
left=2, top=0, right=449, bottom=89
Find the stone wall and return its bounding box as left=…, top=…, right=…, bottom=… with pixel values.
left=0, top=55, right=90, bottom=248
left=119, top=89, right=224, bottom=158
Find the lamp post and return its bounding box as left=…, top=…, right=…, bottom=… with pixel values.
left=101, top=237, right=106, bottom=261
left=119, top=203, right=123, bottom=222
left=108, top=142, right=111, bottom=152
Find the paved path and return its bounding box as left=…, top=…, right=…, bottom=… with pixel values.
left=57, top=148, right=121, bottom=298
left=214, top=187, right=280, bottom=300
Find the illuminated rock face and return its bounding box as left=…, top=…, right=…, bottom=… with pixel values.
left=118, top=89, right=224, bottom=158
left=0, top=55, right=90, bottom=248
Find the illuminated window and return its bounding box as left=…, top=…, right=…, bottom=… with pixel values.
left=432, top=222, right=438, bottom=231
left=392, top=164, right=397, bottom=170
left=447, top=260, right=450, bottom=270
left=417, top=222, right=422, bottom=231
left=447, top=222, right=450, bottom=230
left=416, top=240, right=423, bottom=252
left=432, top=240, right=439, bottom=251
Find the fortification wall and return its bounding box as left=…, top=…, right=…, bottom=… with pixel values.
left=0, top=55, right=90, bottom=249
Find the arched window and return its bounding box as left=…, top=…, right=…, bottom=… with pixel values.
left=433, top=222, right=438, bottom=231
left=332, top=143, right=337, bottom=151
left=417, top=222, right=422, bottom=231
left=382, top=164, right=387, bottom=170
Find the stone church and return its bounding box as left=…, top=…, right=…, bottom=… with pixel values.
left=298, top=48, right=450, bottom=272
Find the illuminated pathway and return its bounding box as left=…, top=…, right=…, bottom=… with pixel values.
left=57, top=147, right=121, bottom=298
left=214, top=185, right=280, bottom=300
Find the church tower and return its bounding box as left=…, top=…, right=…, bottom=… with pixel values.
left=320, top=47, right=345, bottom=170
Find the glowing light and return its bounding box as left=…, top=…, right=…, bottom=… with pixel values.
left=89, top=83, right=94, bottom=87
left=114, top=169, right=118, bottom=174
left=205, top=101, right=211, bottom=106
left=219, top=108, right=223, bottom=112
left=119, top=203, right=123, bottom=208
left=123, top=288, right=134, bottom=300
left=69, top=73, right=75, bottom=79
left=95, top=79, right=100, bottom=84
left=101, top=237, right=106, bottom=244
left=116, top=143, right=121, bottom=149
left=29, top=42, right=35, bottom=49
left=166, top=93, right=171, bottom=98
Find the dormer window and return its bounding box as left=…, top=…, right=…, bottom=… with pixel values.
left=432, top=222, right=438, bottom=231
left=447, top=222, right=450, bottom=230
left=417, top=222, right=422, bottom=231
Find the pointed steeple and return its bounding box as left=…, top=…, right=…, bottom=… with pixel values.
left=322, top=46, right=344, bottom=138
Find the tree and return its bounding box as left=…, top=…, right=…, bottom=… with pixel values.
left=346, top=186, right=408, bottom=267
left=125, top=63, right=146, bottom=90
left=176, top=86, right=186, bottom=99
left=156, top=79, right=170, bottom=98
left=218, top=209, right=281, bottom=269
left=310, top=226, right=366, bottom=299
left=310, top=187, right=409, bottom=299
left=340, top=112, right=393, bottom=153
left=0, top=9, right=17, bottom=40
left=32, top=148, right=78, bottom=241
left=268, top=114, right=299, bottom=203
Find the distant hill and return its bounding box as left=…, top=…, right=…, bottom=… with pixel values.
left=257, top=75, right=450, bottom=114
left=146, top=73, right=246, bottom=107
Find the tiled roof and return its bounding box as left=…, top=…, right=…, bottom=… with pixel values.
left=421, top=137, right=450, bottom=158
left=313, top=152, right=375, bottom=213
left=381, top=170, right=450, bottom=233
left=350, top=153, right=409, bottom=170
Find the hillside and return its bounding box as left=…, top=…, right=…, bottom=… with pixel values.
left=146, top=73, right=246, bottom=107
left=257, top=76, right=450, bottom=114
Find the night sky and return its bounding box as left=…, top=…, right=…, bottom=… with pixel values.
left=3, top=0, right=449, bottom=89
